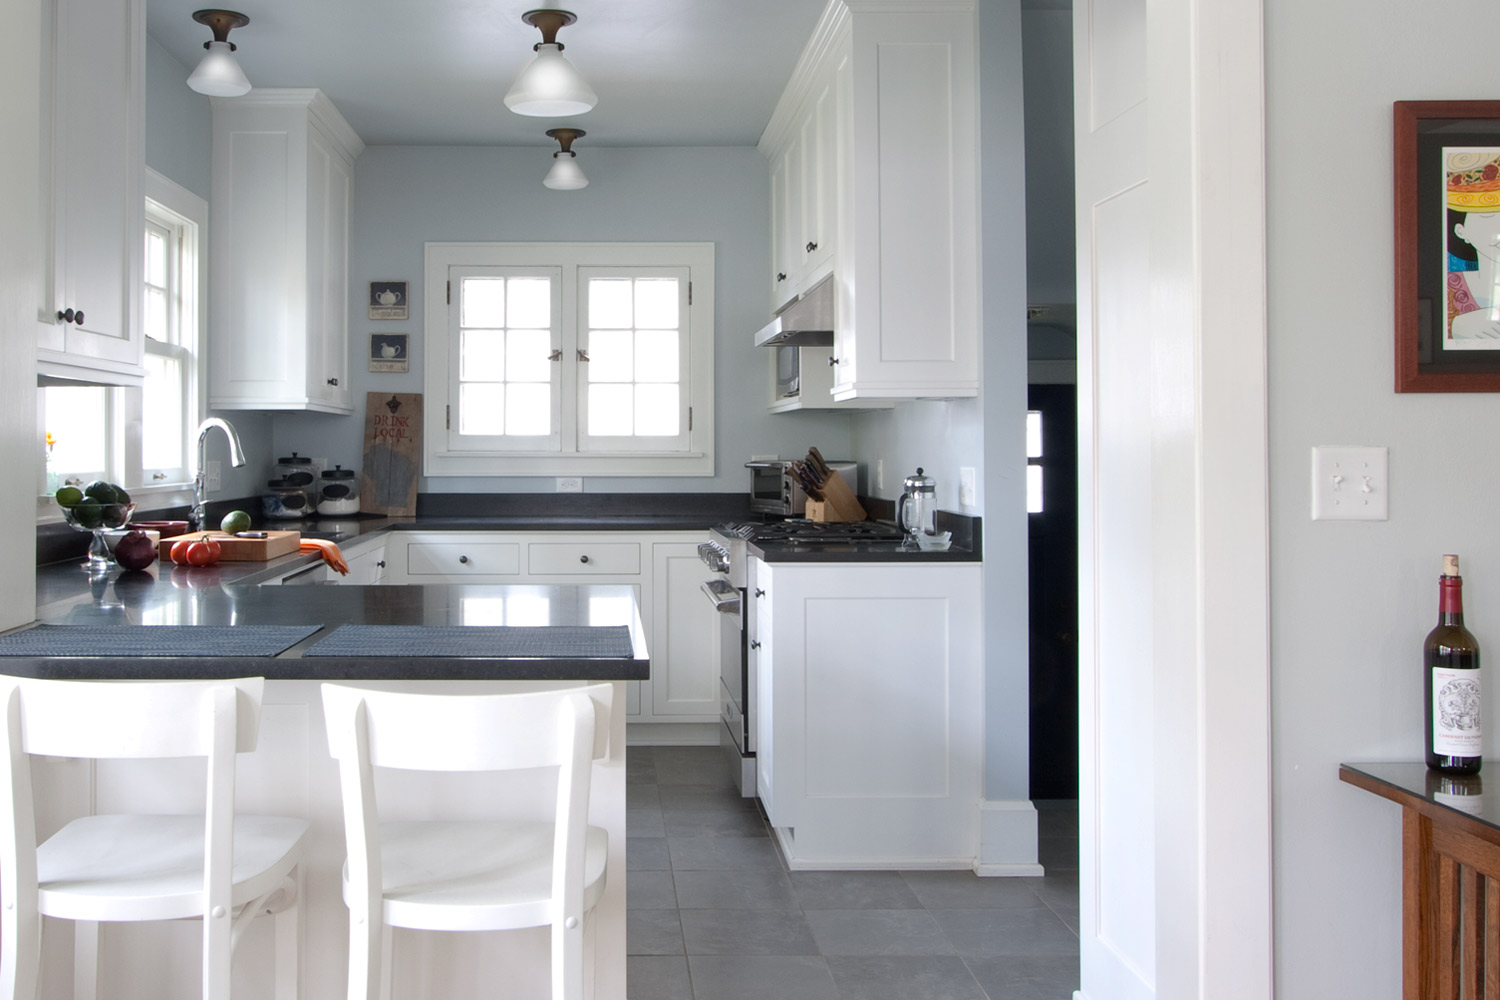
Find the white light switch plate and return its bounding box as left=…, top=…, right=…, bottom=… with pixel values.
left=959, top=466, right=977, bottom=507
left=1311, top=446, right=1388, bottom=521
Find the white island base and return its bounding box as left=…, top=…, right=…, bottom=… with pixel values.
left=28, top=678, right=627, bottom=1000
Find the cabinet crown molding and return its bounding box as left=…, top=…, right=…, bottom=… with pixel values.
left=211, top=88, right=365, bottom=161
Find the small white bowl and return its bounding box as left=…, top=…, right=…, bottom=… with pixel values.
left=914, top=530, right=952, bottom=551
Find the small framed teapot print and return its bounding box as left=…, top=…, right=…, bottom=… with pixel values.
left=369, top=281, right=408, bottom=320
left=369, top=333, right=409, bottom=372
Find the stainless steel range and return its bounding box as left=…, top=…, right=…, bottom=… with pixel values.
left=699, top=519, right=906, bottom=795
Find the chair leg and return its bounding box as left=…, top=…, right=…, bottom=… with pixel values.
left=552, top=915, right=584, bottom=1000
left=379, top=926, right=392, bottom=1000
left=0, top=899, right=40, bottom=1000
left=72, top=921, right=98, bottom=1000
left=273, top=865, right=304, bottom=1000
left=346, top=908, right=383, bottom=1000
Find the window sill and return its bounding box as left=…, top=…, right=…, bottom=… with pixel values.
left=425, top=452, right=713, bottom=478
left=35, top=483, right=196, bottom=524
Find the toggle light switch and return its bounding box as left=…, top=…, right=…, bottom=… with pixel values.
left=1311, top=446, right=1388, bottom=521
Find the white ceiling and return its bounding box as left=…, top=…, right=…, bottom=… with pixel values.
left=145, top=0, right=828, bottom=147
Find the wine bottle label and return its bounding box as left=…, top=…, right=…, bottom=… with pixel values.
left=1433, top=666, right=1483, bottom=756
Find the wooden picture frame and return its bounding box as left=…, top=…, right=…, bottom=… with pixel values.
left=1395, top=101, right=1500, bottom=391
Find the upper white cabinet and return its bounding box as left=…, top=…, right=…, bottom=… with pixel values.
left=209, top=89, right=363, bottom=414
left=37, top=0, right=146, bottom=386
left=760, top=1, right=979, bottom=401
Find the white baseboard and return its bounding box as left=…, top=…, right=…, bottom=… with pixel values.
left=977, top=798, right=1043, bottom=875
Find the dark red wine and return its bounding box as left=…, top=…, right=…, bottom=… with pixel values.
left=1426, top=554, right=1482, bottom=774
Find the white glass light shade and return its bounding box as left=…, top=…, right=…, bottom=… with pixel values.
left=505, top=44, right=597, bottom=117
left=543, top=152, right=588, bottom=190
left=187, top=41, right=251, bottom=97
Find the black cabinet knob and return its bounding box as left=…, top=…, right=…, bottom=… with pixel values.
left=459, top=555, right=469, bottom=564
left=376, top=560, right=385, bottom=569
left=827, top=356, right=839, bottom=367
left=327, top=377, right=339, bottom=386
left=56, top=308, right=74, bottom=324
left=806, top=241, right=818, bottom=253
left=579, top=555, right=590, bottom=564
left=750, top=640, right=761, bottom=649
left=755, top=589, right=765, bottom=598
left=776, top=272, right=787, bottom=282
left=73, top=310, right=83, bottom=325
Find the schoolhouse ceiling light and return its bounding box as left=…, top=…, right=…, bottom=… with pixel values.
left=186, top=9, right=252, bottom=97
left=543, top=128, right=589, bottom=190
left=505, top=10, right=598, bottom=118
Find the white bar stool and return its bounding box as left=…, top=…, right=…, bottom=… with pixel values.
left=320, top=683, right=613, bottom=1000
left=0, top=676, right=309, bottom=1000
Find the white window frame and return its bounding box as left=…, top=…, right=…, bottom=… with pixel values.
left=425, top=242, right=715, bottom=477
left=35, top=169, right=207, bottom=521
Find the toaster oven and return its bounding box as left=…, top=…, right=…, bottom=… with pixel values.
left=745, top=459, right=858, bottom=517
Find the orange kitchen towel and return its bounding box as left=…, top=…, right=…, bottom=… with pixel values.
left=300, top=538, right=349, bottom=576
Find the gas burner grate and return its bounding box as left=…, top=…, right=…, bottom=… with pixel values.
left=714, top=520, right=906, bottom=544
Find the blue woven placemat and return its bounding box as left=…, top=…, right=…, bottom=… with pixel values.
left=303, top=625, right=635, bottom=659
left=0, top=624, right=323, bottom=657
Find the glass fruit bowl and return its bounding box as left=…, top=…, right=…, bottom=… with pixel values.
left=61, top=502, right=137, bottom=570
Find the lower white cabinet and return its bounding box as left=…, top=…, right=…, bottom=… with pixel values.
left=384, top=531, right=719, bottom=730
left=753, top=556, right=983, bottom=868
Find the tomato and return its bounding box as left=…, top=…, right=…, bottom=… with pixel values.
left=185, top=537, right=221, bottom=567
left=169, top=538, right=194, bottom=565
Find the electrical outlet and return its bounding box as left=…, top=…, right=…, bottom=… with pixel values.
left=1311, top=446, right=1388, bottom=520
left=959, top=466, right=977, bottom=507
left=556, top=477, right=583, bottom=493
left=206, top=460, right=221, bottom=493
left=877, top=459, right=884, bottom=492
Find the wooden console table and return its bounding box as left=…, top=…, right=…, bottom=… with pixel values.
left=1342, top=761, right=1497, bottom=999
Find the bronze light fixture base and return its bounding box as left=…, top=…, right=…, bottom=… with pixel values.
left=191, top=9, right=250, bottom=50
left=522, top=9, right=577, bottom=50
left=546, top=128, right=586, bottom=156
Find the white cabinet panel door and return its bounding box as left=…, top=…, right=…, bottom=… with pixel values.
left=649, top=542, right=718, bottom=718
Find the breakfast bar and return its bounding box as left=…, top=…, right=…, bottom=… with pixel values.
left=2, top=582, right=646, bottom=1000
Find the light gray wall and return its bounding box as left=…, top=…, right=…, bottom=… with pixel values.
left=144, top=36, right=210, bottom=201
left=1267, top=3, right=1500, bottom=997
left=271, top=144, right=854, bottom=493
left=144, top=36, right=273, bottom=503
left=846, top=0, right=1032, bottom=805
left=1020, top=8, right=1075, bottom=310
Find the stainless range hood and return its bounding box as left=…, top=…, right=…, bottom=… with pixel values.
left=754, top=276, right=834, bottom=347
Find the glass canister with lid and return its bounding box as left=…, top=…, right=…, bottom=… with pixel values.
left=272, top=453, right=318, bottom=489
left=317, top=465, right=361, bottom=515
left=262, top=479, right=312, bottom=519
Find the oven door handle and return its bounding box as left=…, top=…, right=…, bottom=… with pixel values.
left=701, top=579, right=742, bottom=614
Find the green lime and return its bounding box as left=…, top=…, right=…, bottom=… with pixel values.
left=112, top=485, right=130, bottom=505
left=220, top=510, right=252, bottom=534
left=83, top=480, right=114, bottom=502
left=55, top=486, right=83, bottom=507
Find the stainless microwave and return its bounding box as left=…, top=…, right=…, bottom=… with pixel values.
left=746, top=459, right=858, bottom=517
left=774, top=345, right=800, bottom=401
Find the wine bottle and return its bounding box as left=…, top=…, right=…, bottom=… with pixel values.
left=1426, top=554, right=1482, bottom=774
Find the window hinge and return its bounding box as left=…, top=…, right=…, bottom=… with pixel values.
left=688, top=406, right=693, bottom=431
left=446, top=280, right=451, bottom=305
left=446, top=404, right=451, bottom=430
left=688, top=281, right=693, bottom=306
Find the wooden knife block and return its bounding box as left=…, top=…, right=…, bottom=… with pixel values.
left=805, top=470, right=866, bottom=522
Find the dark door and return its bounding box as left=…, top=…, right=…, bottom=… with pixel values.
left=1028, top=383, right=1079, bottom=799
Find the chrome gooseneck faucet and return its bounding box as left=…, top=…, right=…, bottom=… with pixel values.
left=192, top=417, right=246, bottom=530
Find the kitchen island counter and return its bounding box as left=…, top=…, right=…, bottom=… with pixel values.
left=13, top=580, right=649, bottom=681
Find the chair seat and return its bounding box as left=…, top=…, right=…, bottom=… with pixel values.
left=352, top=819, right=608, bottom=932
left=37, top=813, right=310, bottom=923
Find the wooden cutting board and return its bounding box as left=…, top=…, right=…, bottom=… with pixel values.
left=157, top=530, right=301, bottom=562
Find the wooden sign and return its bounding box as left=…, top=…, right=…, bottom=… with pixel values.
left=359, top=393, right=422, bottom=516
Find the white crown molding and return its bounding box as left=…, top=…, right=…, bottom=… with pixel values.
left=758, top=0, right=851, bottom=155
left=211, top=88, right=365, bottom=160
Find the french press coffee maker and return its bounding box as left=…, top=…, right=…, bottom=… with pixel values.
left=897, top=468, right=937, bottom=540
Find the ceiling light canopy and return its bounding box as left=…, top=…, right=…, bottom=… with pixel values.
left=505, top=10, right=597, bottom=118
left=543, top=128, right=588, bottom=190
left=186, top=9, right=252, bottom=97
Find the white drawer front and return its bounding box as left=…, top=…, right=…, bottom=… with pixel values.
left=407, top=541, right=521, bottom=577
left=528, top=542, right=641, bottom=576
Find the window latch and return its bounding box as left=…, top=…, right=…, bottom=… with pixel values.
left=577, top=349, right=590, bottom=362
left=548, top=349, right=563, bottom=362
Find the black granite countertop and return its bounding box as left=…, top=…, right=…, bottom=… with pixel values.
left=10, top=581, right=648, bottom=682
left=747, top=538, right=981, bottom=563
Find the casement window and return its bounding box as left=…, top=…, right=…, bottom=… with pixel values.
left=39, top=169, right=204, bottom=514
left=424, top=242, right=714, bottom=477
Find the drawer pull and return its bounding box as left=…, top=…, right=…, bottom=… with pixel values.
left=755, top=588, right=765, bottom=598
left=776, top=272, right=787, bottom=282
left=376, top=560, right=385, bottom=569
left=459, top=555, right=469, bottom=564
left=828, top=356, right=839, bottom=367
left=327, top=377, right=339, bottom=386
left=579, top=555, right=590, bottom=564
left=805, top=241, right=818, bottom=253
left=750, top=640, right=761, bottom=650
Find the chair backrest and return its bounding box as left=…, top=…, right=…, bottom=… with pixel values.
left=321, top=683, right=612, bottom=773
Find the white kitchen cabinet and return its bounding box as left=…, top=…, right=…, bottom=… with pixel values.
left=383, top=531, right=718, bottom=733
left=208, top=89, right=362, bottom=414
left=338, top=536, right=387, bottom=585
left=753, top=556, right=983, bottom=868
left=36, top=0, right=146, bottom=386
left=760, top=3, right=979, bottom=402
left=767, top=64, right=838, bottom=314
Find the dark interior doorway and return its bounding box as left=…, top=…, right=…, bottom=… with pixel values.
left=1027, top=382, right=1079, bottom=799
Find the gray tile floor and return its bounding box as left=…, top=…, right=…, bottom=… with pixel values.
left=626, top=746, right=1080, bottom=1000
